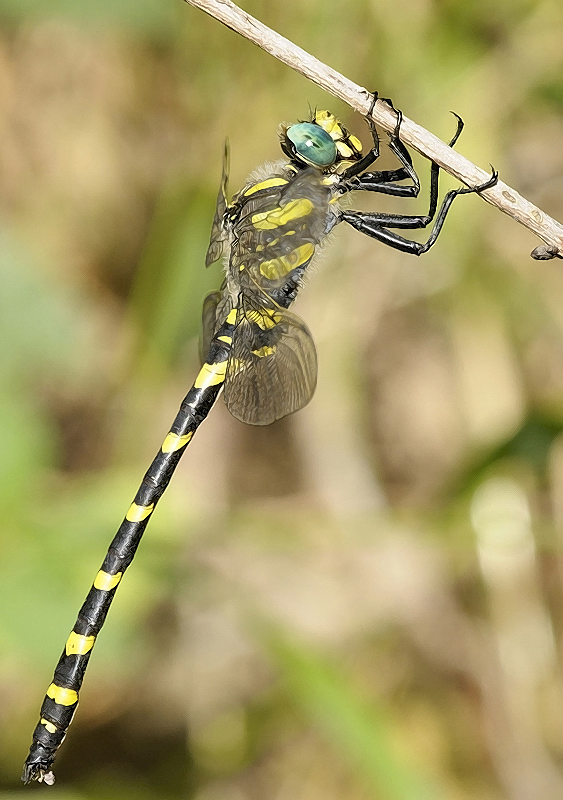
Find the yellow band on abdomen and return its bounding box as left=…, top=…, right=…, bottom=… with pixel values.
left=194, top=360, right=228, bottom=390
left=93, top=570, right=122, bottom=591
left=126, top=502, right=154, bottom=522
left=65, top=632, right=96, bottom=656
left=161, top=431, right=193, bottom=453
left=47, top=684, right=78, bottom=706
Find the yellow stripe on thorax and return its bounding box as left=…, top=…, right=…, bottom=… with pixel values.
left=126, top=502, right=154, bottom=522
left=47, top=684, right=78, bottom=706
left=260, top=242, right=315, bottom=281
left=243, top=177, right=288, bottom=196
left=94, top=570, right=122, bottom=591
left=161, top=431, right=193, bottom=453
left=66, top=632, right=96, bottom=656
left=194, top=360, right=228, bottom=390
left=251, top=198, right=314, bottom=231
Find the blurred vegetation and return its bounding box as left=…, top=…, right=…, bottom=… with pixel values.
left=1, top=0, right=563, bottom=799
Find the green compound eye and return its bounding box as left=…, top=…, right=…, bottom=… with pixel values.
left=286, top=122, right=337, bottom=167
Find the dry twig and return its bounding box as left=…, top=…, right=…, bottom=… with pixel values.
left=184, top=0, right=563, bottom=260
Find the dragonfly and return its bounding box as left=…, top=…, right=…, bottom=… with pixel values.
left=22, top=93, right=497, bottom=784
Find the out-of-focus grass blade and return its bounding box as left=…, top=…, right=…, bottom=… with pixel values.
left=266, top=632, right=445, bottom=800
left=0, top=0, right=176, bottom=31
left=128, top=185, right=222, bottom=374
left=0, top=230, right=90, bottom=383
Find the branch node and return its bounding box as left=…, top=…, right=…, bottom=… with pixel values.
left=530, top=244, right=563, bottom=261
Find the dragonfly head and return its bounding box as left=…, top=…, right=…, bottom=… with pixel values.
left=280, top=110, right=364, bottom=171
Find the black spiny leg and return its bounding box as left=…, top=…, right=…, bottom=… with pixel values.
left=335, top=91, right=421, bottom=186
left=341, top=99, right=464, bottom=208
left=337, top=92, right=382, bottom=179
left=337, top=98, right=494, bottom=256
left=340, top=95, right=417, bottom=191
left=340, top=168, right=498, bottom=256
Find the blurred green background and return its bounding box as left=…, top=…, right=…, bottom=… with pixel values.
left=2, top=0, right=563, bottom=798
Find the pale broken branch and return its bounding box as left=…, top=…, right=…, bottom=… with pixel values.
left=184, top=0, right=563, bottom=260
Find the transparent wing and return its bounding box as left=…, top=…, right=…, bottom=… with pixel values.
left=205, top=140, right=230, bottom=267
left=224, top=296, right=317, bottom=425
left=199, top=289, right=222, bottom=362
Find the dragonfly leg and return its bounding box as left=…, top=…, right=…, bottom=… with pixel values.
left=338, top=91, right=382, bottom=179
left=341, top=94, right=415, bottom=187
left=340, top=107, right=464, bottom=214
left=340, top=168, right=498, bottom=255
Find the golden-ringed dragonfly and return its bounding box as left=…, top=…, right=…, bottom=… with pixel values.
left=22, top=94, right=497, bottom=784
